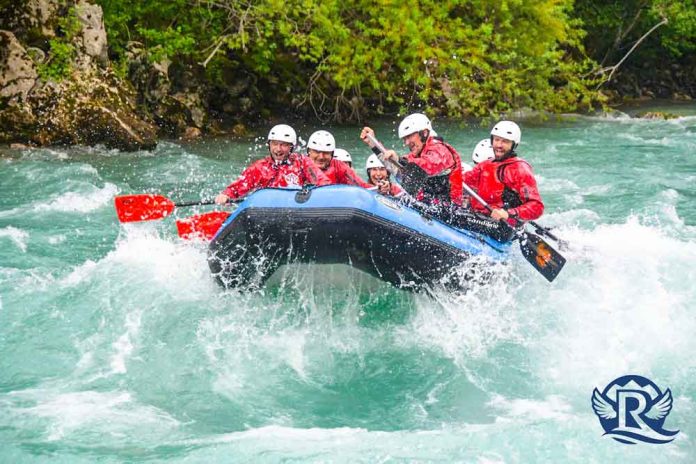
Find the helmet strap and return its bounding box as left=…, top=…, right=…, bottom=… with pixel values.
left=419, top=129, right=429, bottom=144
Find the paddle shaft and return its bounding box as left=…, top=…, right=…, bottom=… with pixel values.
left=461, top=182, right=498, bottom=215
left=462, top=181, right=566, bottom=281
left=364, top=133, right=425, bottom=204
left=462, top=181, right=527, bottom=234
left=365, top=133, right=405, bottom=177
left=462, top=176, right=566, bottom=247
left=175, top=200, right=217, bottom=207
left=462, top=182, right=540, bottom=229
left=528, top=220, right=564, bottom=244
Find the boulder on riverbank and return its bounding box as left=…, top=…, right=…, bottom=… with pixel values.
left=636, top=111, right=680, bottom=120
left=0, top=1, right=157, bottom=151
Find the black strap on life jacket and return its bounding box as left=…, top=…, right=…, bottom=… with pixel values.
left=496, top=161, right=523, bottom=210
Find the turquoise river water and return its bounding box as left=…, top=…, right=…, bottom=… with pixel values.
left=1, top=106, right=696, bottom=462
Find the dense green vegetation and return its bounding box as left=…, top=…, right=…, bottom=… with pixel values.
left=575, top=0, right=696, bottom=90
left=577, top=0, right=696, bottom=61
left=36, top=7, right=82, bottom=82
left=95, top=0, right=695, bottom=121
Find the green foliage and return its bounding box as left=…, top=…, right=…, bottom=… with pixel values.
left=36, top=6, right=82, bottom=82
left=37, top=39, right=75, bottom=81
left=97, top=0, right=607, bottom=119
left=650, top=0, right=696, bottom=56
left=574, top=0, right=696, bottom=63
left=318, top=0, right=600, bottom=117
left=99, top=0, right=222, bottom=63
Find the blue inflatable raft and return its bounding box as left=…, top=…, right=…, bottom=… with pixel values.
left=207, top=185, right=512, bottom=290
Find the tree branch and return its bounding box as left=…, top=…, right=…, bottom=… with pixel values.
left=200, top=35, right=229, bottom=68
left=599, top=6, right=642, bottom=67
left=596, top=16, right=668, bottom=87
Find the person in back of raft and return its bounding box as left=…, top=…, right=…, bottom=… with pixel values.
left=471, top=138, right=494, bottom=165
left=333, top=148, right=353, bottom=168
left=365, top=154, right=403, bottom=197
left=214, top=124, right=330, bottom=205
left=306, top=130, right=372, bottom=188
left=462, top=121, right=544, bottom=224
left=359, top=113, right=463, bottom=206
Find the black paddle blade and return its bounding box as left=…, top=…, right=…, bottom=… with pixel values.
left=519, top=232, right=566, bottom=282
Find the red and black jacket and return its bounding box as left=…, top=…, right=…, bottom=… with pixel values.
left=463, top=155, right=544, bottom=222
left=400, top=137, right=463, bottom=205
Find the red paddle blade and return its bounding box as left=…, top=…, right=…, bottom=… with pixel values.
left=114, top=194, right=176, bottom=223
left=176, top=211, right=230, bottom=240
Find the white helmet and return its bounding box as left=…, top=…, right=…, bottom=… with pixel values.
left=472, top=138, right=494, bottom=164
left=267, top=124, right=297, bottom=145
left=307, top=130, right=336, bottom=152
left=334, top=148, right=352, bottom=164
left=365, top=154, right=385, bottom=170
left=490, top=120, right=521, bottom=147
left=398, top=113, right=434, bottom=139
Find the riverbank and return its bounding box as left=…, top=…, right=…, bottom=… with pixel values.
left=2, top=1, right=694, bottom=152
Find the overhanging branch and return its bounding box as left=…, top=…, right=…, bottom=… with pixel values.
left=595, top=16, right=668, bottom=87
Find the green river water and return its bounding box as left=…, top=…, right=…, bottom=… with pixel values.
left=1, top=104, right=695, bottom=462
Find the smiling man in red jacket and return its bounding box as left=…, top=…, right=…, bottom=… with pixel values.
left=215, top=124, right=330, bottom=205
left=360, top=113, right=463, bottom=206
left=306, top=130, right=372, bottom=188
left=463, top=120, right=544, bottom=223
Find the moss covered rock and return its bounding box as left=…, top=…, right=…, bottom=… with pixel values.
left=0, top=1, right=157, bottom=151
left=637, top=111, right=679, bottom=120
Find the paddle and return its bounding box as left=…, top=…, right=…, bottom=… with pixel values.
left=175, top=211, right=231, bottom=240
left=114, top=193, right=234, bottom=240
left=461, top=183, right=566, bottom=282
left=527, top=220, right=569, bottom=250
left=114, top=194, right=218, bottom=222
left=365, top=133, right=405, bottom=177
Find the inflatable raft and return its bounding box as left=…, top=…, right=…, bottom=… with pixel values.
left=207, top=185, right=512, bottom=290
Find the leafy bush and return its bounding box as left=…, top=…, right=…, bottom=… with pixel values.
left=36, top=5, right=82, bottom=81
left=98, top=0, right=606, bottom=120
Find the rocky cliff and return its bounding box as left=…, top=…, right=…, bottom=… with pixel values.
left=0, top=0, right=157, bottom=151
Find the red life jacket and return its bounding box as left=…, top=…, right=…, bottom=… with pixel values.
left=322, top=158, right=372, bottom=188
left=463, top=156, right=544, bottom=221
left=223, top=153, right=330, bottom=199
left=403, top=137, right=463, bottom=205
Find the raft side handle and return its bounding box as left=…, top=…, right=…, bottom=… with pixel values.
left=295, top=185, right=314, bottom=203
